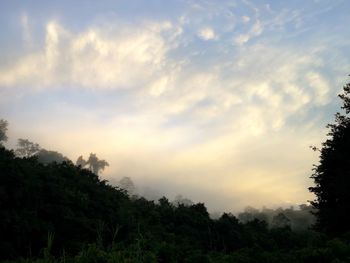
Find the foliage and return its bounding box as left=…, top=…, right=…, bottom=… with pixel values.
left=15, top=138, right=69, bottom=164
left=15, top=139, right=40, bottom=158
left=75, top=154, right=109, bottom=174
left=310, top=79, right=350, bottom=235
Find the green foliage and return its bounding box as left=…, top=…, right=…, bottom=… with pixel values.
left=0, top=147, right=127, bottom=259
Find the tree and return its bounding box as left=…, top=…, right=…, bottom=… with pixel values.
left=15, top=138, right=40, bottom=158
left=87, top=153, right=109, bottom=174
left=76, top=153, right=109, bottom=174
left=15, top=138, right=69, bottom=164
left=0, top=119, right=8, bottom=145
left=76, top=155, right=87, bottom=167
left=309, top=77, right=350, bottom=235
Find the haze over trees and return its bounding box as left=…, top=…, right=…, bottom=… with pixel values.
left=15, top=138, right=69, bottom=164
left=15, top=139, right=40, bottom=158
left=0, top=119, right=8, bottom=144
left=117, top=176, right=136, bottom=195
left=237, top=205, right=315, bottom=231
left=1, top=76, right=350, bottom=262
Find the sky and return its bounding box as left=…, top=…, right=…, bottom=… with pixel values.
left=1, top=0, right=350, bottom=212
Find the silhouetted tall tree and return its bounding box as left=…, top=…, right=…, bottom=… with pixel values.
left=310, top=77, right=350, bottom=235
left=76, top=155, right=87, bottom=167
left=0, top=119, right=8, bottom=145
left=87, top=153, right=109, bottom=174
left=76, top=153, right=109, bottom=174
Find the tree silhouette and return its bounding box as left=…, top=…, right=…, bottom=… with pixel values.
left=309, top=77, right=350, bottom=235
left=0, top=119, right=8, bottom=144
left=15, top=138, right=40, bottom=158
left=76, top=155, right=87, bottom=167
left=87, top=153, right=109, bottom=174
left=76, top=153, right=109, bottom=174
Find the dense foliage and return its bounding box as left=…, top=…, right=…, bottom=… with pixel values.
left=310, top=80, right=350, bottom=235
left=1, top=146, right=350, bottom=263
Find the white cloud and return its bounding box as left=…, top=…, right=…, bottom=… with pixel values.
left=306, top=71, right=330, bottom=105
left=20, top=13, right=32, bottom=45
left=234, top=19, right=263, bottom=45
left=242, top=15, right=251, bottom=23
left=0, top=20, right=181, bottom=89
left=251, top=20, right=263, bottom=35
left=234, top=34, right=250, bottom=45
left=197, top=27, right=216, bottom=40
left=149, top=76, right=170, bottom=97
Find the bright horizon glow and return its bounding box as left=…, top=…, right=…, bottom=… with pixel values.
left=1, top=0, right=350, bottom=212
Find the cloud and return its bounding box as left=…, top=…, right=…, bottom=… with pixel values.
left=0, top=20, right=182, bottom=89
left=306, top=71, right=330, bottom=105
left=197, top=27, right=216, bottom=40
left=234, top=34, right=250, bottom=45
left=242, top=15, right=251, bottom=23
left=20, top=13, right=32, bottom=45
left=234, top=19, right=263, bottom=45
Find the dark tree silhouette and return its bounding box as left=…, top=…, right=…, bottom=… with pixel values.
left=87, top=153, right=109, bottom=174
left=76, top=153, right=109, bottom=174
left=76, top=155, right=87, bottom=167
left=0, top=119, right=8, bottom=144
left=310, top=77, right=350, bottom=235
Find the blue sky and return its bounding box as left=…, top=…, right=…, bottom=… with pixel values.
left=1, top=0, right=350, bottom=212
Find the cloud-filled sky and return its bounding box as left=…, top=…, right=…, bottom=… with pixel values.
left=1, top=0, right=350, bottom=212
